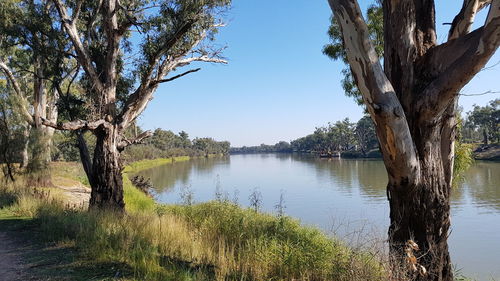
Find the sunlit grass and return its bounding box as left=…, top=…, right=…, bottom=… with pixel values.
left=123, top=156, right=191, bottom=174
left=0, top=185, right=386, bottom=280
left=0, top=158, right=387, bottom=280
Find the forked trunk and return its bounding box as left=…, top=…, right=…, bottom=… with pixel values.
left=328, top=0, right=499, bottom=280
left=89, top=125, right=125, bottom=210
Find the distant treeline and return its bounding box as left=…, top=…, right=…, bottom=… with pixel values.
left=231, top=98, right=499, bottom=158
left=231, top=116, right=380, bottom=158
left=461, top=99, right=499, bottom=145
left=52, top=127, right=230, bottom=164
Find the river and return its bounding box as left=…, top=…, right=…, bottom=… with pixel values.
left=137, top=153, right=500, bottom=280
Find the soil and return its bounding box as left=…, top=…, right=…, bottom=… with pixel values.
left=0, top=232, right=29, bottom=281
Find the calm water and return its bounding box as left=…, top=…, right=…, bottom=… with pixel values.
left=137, top=154, right=500, bottom=280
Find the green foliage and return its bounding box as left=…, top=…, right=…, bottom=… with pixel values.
left=52, top=131, right=96, bottom=162
left=291, top=117, right=378, bottom=156
left=235, top=116, right=379, bottom=157
left=355, top=115, right=378, bottom=155
left=0, top=85, right=26, bottom=180
left=231, top=141, right=292, bottom=154
left=453, top=113, right=474, bottom=185
left=122, top=128, right=230, bottom=163
left=462, top=99, right=500, bottom=144
left=323, top=3, right=383, bottom=106
left=453, top=142, right=473, bottom=184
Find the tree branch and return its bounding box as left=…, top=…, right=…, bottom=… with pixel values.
left=103, top=0, right=120, bottom=93
left=117, top=19, right=199, bottom=131
left=174, top=56, right=227, bottom=68
left=77, top=131, right=95, bottom=187
left=52, top=0, right=104, bottom=93
left=116, top=0, right=140, bottom=35
left=328, top=0, right=420, bottom=186
left=140, top=19, right=197, bottom=86
left=150, top=68, right=201, bottom=86
left=72, top=0, right=84, bottom=22
left=460, top=90, right=500, bottom=96
left=0, top=60, right=34, bottom=124
left=417, top=5, right=500, bottom=119
left=117, top=130, right=153, bottom=150
left=448, top=0, right=491, bottom=40
left=41, top=118, right=110, bottom=131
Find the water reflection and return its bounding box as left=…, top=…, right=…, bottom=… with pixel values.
left=136, top=154, right=500, bottom=280
left=139, top=155, right=500, bottom=212
left=460, top=161, right=500, bottom=211
left=293, top=157, right=388, bottom=200
left=136, top=156, right=230, bottom=193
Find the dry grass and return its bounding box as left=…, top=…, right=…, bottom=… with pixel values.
left=0, top=182, right=387, bottom=280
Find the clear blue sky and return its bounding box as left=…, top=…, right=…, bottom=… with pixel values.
left=138, top=0, right=500, bottom=147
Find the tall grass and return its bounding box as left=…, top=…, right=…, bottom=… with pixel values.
left=0, top=158, right=389, bottom=280
left=0, top=184, right=386, bottom=280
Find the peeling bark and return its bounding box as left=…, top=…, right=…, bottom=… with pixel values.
left=328, top=0, right=500, bottom=280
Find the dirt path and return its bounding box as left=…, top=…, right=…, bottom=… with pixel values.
left=52, top=176, right=91, bottom=209
left=0, top=232, right=28, bottom=281
left=0, top=177, right=90, bottom=280
left=58, top=184, right=91, bottom=209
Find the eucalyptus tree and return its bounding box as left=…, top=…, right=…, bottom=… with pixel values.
left=0, top=0, right=68, bottom=185
left=466, top=99, right=500, bottom=144
left=328, top=118, right=355, bottom=152
left=323, top=2, right=382, bottom=106
left=327, top=0, right=499, bottom=280
left=43, top=0, right=230, bottom=209
left=0, top=83, right=26, bottom=181
left=354, top=116, right=377, bottom=156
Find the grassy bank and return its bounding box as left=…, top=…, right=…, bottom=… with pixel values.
left=0, top=159, right=387, bottom=281
left=122, top=156, right=191, bottom=213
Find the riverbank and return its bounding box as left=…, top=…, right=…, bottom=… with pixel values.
left=230, top=150, right=383, bottom=159
left=0, top=159, right=387, bottom=280
left=473, top=144, right=500, bottom=161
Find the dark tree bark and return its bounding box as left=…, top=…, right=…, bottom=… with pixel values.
left=90, top=126, right=124, bottom=209
left=327, top=0, right=499, bottom=280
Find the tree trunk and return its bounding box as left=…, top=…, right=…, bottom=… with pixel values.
left=19, top=125, right=30, bottom=169
left=387, top=120, right=453, bottom=281
left=26, top=127, right=53, bottom=187
left=328, top=0, right=499, bottom=280
left=26, top=58, right=54, bottom=187
left=482, top=129, right=489, bottom=145
left=89, top=125, right=125, bottom=210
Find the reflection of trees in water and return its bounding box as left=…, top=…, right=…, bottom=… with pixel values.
left=461, top=161, right=500, bottom=210
left=289, top=156, right=500, bottom=208
left=291, top=155, right=360, bottom=192
left=310, top=158, right=387, bottom=197
left=135, top=156, right=230, bottom=192
left=354, top=160, right=387, bottom=198
left=137, top=154, right=499, bottom=210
